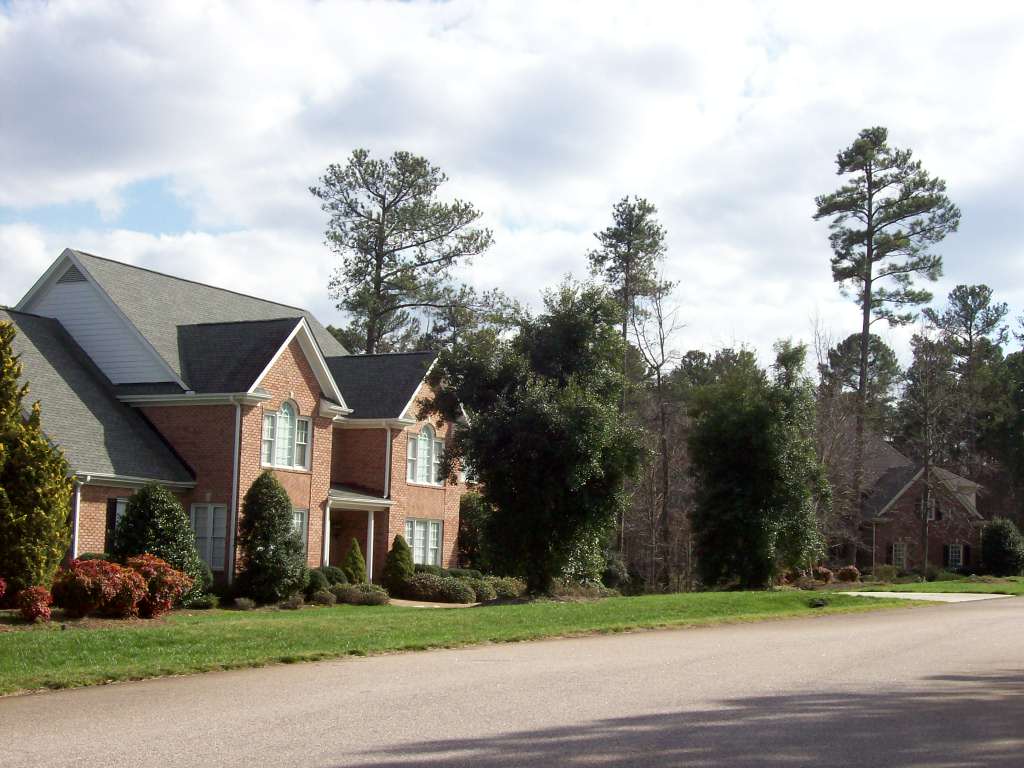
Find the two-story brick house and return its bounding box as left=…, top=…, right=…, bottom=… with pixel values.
left=4, top=249, right=469, bottom=584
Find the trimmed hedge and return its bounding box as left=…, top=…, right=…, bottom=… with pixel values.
left=331, top=583, right=389, bottom=606
left=486, top=576, right=527, bottom=599
left=127, top=554, right=194, bottom=618
left=304, top=568, right=330, bottom=599
left=318, top=566, right=348, bottom=586
left=311, top=589, right=336, bottom=606
left=50, top=556, right=189, bottom=619
left=400, top=573, right=476, bottom=604
left=464, top=577, right=497, bottom=602
left=382, top=535, right=414, bottom=592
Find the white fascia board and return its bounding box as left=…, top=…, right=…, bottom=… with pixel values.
left=120, top=392, right=271, bottom=406
left=333, top=417, right=416, bottom=430
left=319, top=399, right=353, bottom=418
left=248, top=318, right=348, bottom=409
left=327, top=493, right=394, bottom=512
left=75, top=472, right=196, bottom=490
left=398, top=356, right=439, bottom=420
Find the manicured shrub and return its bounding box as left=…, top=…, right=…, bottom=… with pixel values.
left=236, top=472, right=308, bottom=603
left=464, top=577, right=496, bottom=602
left=331, top=583, right=389, bottom=606
left=305, top=568, right=330, bottom=599
left=982, top=518, right=1024, bottom=577
left=189, top=593, right=219, bottom=609
left=126, top=554, right=193, bottom=618
left=812, top=565, right=834, bottom=584
left=400, top=573, right=476, bottom=603
left=233, top=597, right=256, bottom=611
left=319, top=566, right=347, bottom=586
left=836, top=565, right=860, bottom=583
left=78, top=552, right=111, bottom=561
left=414, top=563, right=444, bottom=576
left=382, top=535, right=415, bottom=593
left=17, top=586, right=52, bottom=623
left=51, top=559, right=120, bottom=618
left=0, top=323, right=73, bottom=596
left=112, top=483, right=209, bottom=605
left=342, top=538, right=368, bottom=584
left=485, top=576, right=526, bottom=599
left=873, top=565, right=898, bottom=583
left=311, top=589, right=336, bottom=606
left=99, top=566, right=148, bottom=618
left=550, top=579, right=618, bottom=599
left=279, top=594, right=304, bottom=610
left=447, top=567, right=484, bottom=580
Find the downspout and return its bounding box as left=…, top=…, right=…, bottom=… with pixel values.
left=70, top=477, right=83, bottom=559
left=227, top=398, right=242, bottom=585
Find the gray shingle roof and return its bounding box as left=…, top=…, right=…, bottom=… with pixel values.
left=70, top=250, right=347, bottom=387
left=1, top=309, right=194, bottom=484
left=325, top=351, right=437, bottom=419
left=177, top=317, right=301, bottom=393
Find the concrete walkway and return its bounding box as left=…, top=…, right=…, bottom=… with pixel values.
left=847, top=590, right=1014, bottom=602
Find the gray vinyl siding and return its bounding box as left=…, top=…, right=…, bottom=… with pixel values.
left=26, top=278, right=171, bottom=384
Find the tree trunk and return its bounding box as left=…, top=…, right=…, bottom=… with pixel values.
left=853, top=164, right=875, bottom=557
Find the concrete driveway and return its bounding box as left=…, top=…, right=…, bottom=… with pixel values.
left=847, top=590, right=1014, bottom=602
left=4, top=598, right=1024, bottom=767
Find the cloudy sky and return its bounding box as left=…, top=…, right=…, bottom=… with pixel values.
left=2, top=0, right=1022, bottom=365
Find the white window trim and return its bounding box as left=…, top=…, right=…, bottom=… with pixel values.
left=405, top=426, right=445, bottom=487
left=948, top=543, right=963, bottom=570
left=261, top=401, right=312, bottom=471
left=191, top=503, right=228, bottom=572
left=892, top=541, right=907, bottom=570
left=404, top=518, right=443, bottom=566
left=293, top=508, right=309, bottom=556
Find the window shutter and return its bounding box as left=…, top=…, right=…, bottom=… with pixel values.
left=942, top=544, right=950, bottom=568
left=963, top=544, right=971, bottom=567
left=936, top=506, right=943, bottom=521
left=104, top=499, right=118, bottom=553
left=886, top=544, right=893, bottom=565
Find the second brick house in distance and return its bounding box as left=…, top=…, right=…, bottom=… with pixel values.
left=9, top=248, right=470, bottom=584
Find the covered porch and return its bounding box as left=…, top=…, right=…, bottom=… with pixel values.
left=325, top=485, right=394, bottom=582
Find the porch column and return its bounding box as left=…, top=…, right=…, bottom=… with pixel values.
left=366, top=509, right=375, bottom=582
left=322, top=505, right=331, bottom=567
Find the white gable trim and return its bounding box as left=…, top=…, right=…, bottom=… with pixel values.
left=398, top=356, right=438, bottom=421
left=874, top=468, right=924, bottom=519
left=249, top=318, right=349, bottom=409
left=18, top=249, right=187, bottom=389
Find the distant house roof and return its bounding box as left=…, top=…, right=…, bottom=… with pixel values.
left=860, top=436, right=982, bottom=520
left=66, top=250, right=347, bottom=385
left=1, top=309, right=194, bottom=485
left=325, top=351, right=437, bottom=419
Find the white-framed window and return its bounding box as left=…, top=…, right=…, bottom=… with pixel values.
left=191, top=503, right=228, bottom=572
left=406, top=425, right=445, bottom=486
left=948, top=543, right=963, bottom=570
left=261, top=401, right=311, bottom=470
left=404, top=518, right=442, bottom=566
left=293, top=508, right=308, bottom=555
left=892, top=541, right=907, bottom=570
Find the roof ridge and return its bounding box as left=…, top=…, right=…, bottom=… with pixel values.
left=71, top=250, right=318, bottom=316
left=327, top=350, right=438, bottom=360
left=180, top=316, right=304, bottom=329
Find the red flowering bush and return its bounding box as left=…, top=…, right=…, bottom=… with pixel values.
left=17, top=586, right=52, bottom=623
left=127, top=554, right=193, bottom=618
left=51, top=558, right=146, bottom=618
left=812, top=565, right=834, bottom=584
left=836, top=565, right=861, bottom=583
left=0, top=576, right=6, bottom=603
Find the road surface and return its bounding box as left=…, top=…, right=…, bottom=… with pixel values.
left=4, top=599, right=1023, bottom=767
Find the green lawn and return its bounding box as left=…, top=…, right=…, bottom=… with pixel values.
left=853, top=576, right=1024, bottom=596
left=0, top=591, right=911, bottom=695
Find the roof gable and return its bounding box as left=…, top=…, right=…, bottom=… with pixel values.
left=0, top=309, right=194, bottom=485
left=326, top=351, right=436, bottom=420
left=178, top=318, right=302, bottom=393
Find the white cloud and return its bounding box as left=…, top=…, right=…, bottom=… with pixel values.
left=1, top=0, right=1022, bottom=366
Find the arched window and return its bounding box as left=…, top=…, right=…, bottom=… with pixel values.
left=261, top=401, right=311, bottom=470
left=407, top=425, right=444, bottom=485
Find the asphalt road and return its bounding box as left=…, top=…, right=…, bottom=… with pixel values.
left=4, top=599, right=1023, bottom=767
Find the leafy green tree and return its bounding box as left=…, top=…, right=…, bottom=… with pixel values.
left=989, top=350, right=1024, bottom=520
left=236, top=471, right=307, bottom=602
left=819, top=333, right=902, bottom=435
left=689, top=344, right=826, bottom=587
left=924, top=284, right=1010, bottom=476
left=311, top=149, right=494, bottom=354
left=342, top=538, right=367, bottom=584
left=981, top=518, right=1024, bottom=576
left=814, top=126, right=960, bottom=504
left=381, top=535, right=414, bottom=592
left=112, top=482, right=209, bottom=603
left=0, top=322, right=72, bottom=594
left=422, top=281, right=644, bottom=593
left=457, top=491, right=493, bottom=572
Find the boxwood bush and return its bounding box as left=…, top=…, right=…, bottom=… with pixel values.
left=399, top=573, right=476, bottom=603
left=485, top=575, right=527, bottom=599
left=331, top=583, right=389, bottom=606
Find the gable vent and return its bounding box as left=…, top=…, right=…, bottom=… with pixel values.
left=56, top=264, right=87, bottom=284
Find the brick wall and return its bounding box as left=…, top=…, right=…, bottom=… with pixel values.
left=331, top=428, right=387, bottom=495
left=75, top=483, right=187, bottom=556
left=867, top=476, right=983, bottom=571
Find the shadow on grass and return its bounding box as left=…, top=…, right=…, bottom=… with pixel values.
left=343, top=671, right=1024, bottom=767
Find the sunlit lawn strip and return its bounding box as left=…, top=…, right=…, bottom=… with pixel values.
left=0, top=591, right=914, bottom=695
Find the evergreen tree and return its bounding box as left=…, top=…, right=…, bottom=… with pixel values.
left=819, top=333, right=902, bottom=435
left=236, top=471, right=307, bottom=602
left=422, top=281, right=644, bottom=594
left=814, top=127, right=960, bottom=512
left=342, top=538, right=367, bottom=584
left=112, top=482, right=209, bottom=603
left=0, top=322, right=72, bottom=595
left=381, top=535, right=413, bottom=592
left=981, top=518, right=1024, bottom=576
left=311, top=149, right=494, bottom=354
